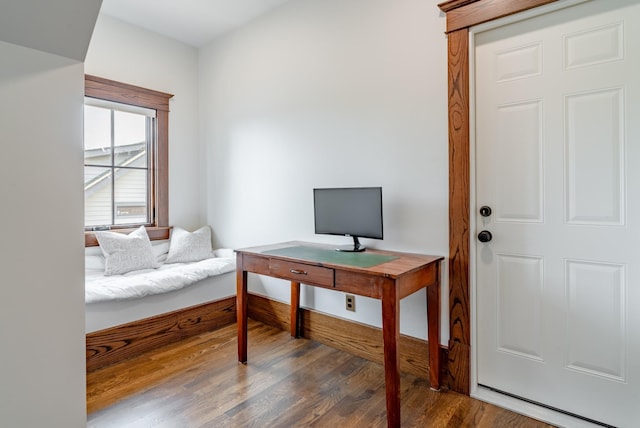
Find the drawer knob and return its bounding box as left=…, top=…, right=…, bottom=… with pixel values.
left=289, top=268, right=308, bottom=275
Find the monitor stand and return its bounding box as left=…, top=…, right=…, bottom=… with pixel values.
left=336, top=236, right=366, bottom=252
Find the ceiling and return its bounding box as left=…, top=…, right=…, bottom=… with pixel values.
left=99, top=0, right=292, bottom=48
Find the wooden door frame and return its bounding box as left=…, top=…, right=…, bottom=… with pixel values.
left=438, top=0, right=560, bottom=394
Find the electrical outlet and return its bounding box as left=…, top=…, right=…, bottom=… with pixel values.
left=345, top=294, right=355, bottom=312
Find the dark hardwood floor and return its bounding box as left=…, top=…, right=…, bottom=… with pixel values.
left=87, top=320, right=555, bottom=427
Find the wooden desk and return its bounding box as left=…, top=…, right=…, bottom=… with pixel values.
left=235, top=241, right=443, bottom=428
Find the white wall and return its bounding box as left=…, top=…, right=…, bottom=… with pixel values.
left=85, top=14, right=203, bottom=229
left=0, top=0, right=101, bottom=61
left=0, top=41, right=86, bottom=427
left=200, top=0, right=449, bottom=341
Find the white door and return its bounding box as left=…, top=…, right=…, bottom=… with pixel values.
left=475, top=1, right=640, bottom=426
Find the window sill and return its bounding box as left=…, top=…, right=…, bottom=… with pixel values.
left=85, top=226, right=172, bottom=247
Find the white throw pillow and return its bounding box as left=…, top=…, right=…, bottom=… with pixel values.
left=85, top=255, right=106, bottom=272
left=165, top=226, right=214, bottom=263
left=95, top=226, right=160, bottom=276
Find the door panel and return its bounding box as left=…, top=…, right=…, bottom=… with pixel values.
left=565, top=88, right=624, bottom=225
left=494, top=101, right=544, bottom=222
left=475, top=1, right=640, bottom=426
left=565, top=260, right=626, bottom=381
left=496, top=254, right=544, bottom=360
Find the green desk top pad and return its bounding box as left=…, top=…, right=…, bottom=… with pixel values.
left=263, top=245, right=398, bottom=268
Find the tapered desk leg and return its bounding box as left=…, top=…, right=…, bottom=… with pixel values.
left=236, top=255, right=248, bottom=363
left=290, top=281, right=300, bottom=338
left=381, top=282, right=401, bottom=428
left=426, top=262, right=441, bottom=390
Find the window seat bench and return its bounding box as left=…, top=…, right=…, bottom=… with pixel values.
left=85, top=241, right=237, bottom=371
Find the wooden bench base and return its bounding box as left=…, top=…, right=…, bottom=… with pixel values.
left=86, top=296, right=236, bottom=371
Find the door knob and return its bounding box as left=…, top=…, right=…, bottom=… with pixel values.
left=479, top=206, right=492, bottom=217
left=478, top=230, right=493, bottom=243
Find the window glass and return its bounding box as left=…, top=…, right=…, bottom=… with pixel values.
left=114, top=169, right=148, bottom=225
left=114, top=110, right=148, bottom=166
left=84, top=166, right=113, bottom=228
left=84, top=99, right=154, bottom=229
left=84, top=105, right=111, bottom=167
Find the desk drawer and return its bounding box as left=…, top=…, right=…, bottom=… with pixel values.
left=241, top=254, right=270, bottom=275
left=270, top=260, right=334, bottom=287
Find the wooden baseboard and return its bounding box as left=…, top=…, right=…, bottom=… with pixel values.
left=86, top=296, right=236, bottom=372
left=87, top=293, right=449, bottom=386
left=247, top=293, right=449, bottom=387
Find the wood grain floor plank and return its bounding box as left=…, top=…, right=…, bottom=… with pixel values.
left=87, top=320, right=556, bottom=428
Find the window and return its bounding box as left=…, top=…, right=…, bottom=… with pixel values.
left=84, top=75, right=173, bottom=243
left=84, top=99, right=154, bottom=227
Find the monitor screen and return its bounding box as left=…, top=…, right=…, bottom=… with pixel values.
left=313, top=187, right=383, bottom=251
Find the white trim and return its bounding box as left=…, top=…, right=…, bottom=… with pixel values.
left=473, top=387, right=604, bottom=428
left=469, top=1, right=599, bottom=426
left=472, top=0, right=591, bottom=34
left=468, top=27, right=479, bottom=405
left=84, top=96, right=156, bottom=118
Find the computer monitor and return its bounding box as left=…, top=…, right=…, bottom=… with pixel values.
left=313, top=187, right=383, bottom=252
